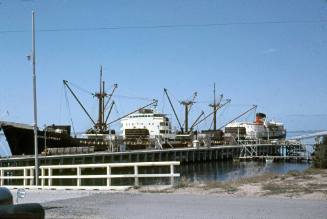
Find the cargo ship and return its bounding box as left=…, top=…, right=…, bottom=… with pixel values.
left=224, top=113, right=286, bottom=140
left=0, top=74, right=287, bottom=156
left=0, top=68, right=120, bottom=156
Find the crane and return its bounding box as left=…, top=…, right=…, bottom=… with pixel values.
left=108, top=99, right=158, bottom=125
left=163, top=88, right=184, bottom=133
left=191, top=99, right=231, bottom=129
left=190, top=111, right=205, bottom=131
left=63, top=80, right=97, bottom=127
left=105, top=101, right=115, bottom=124
left=218, top=105, right=257, bottom=130
left=63, top=66, right=118, bottom=133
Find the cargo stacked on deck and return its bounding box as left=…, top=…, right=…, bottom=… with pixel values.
left=121, top=108, right=176, bottom=149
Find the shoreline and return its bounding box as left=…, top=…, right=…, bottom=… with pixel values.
left=133, top=168, right=327, bottom=200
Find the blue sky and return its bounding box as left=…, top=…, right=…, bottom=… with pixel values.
left=0, top=0, right=327, bottom=133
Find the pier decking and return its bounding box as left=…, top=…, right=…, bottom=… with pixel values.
left=0, top=142, right=308, bottom=167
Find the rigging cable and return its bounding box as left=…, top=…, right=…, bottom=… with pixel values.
left=67, top=81, right=93, bottom=96
left=113, top=102, right=120, bottom=116
left=114, top=94, right=154, bottom=101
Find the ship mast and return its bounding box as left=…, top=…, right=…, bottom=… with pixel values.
left=95, top=65, right=107, bottom=132
left=163, top=89, right=197, bottom=133
left=180, top=101, right=193, bottom=133
left=192, top=98, right=231, bottom=128
left=63, top=66, right=118, bottom=134
left=209, top=83, right=222, bottom=131
left=180, top=92, right=197, bottom=133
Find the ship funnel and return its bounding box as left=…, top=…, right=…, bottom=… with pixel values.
left=255, top=113, right=266, bottom=124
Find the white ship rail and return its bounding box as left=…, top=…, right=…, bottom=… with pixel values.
left=0, top=161, right=180, bottom=190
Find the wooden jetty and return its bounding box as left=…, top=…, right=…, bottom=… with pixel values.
left=0, top=141, right=308, bottom=167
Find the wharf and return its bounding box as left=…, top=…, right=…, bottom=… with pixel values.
left=0, top=142, right=307, bottom=167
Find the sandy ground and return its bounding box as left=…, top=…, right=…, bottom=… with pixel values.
left=157, top=168, right=327, bottom=200
left=9, top=168, right=327, bottom=219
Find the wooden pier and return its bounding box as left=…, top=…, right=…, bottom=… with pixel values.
left=0, top=142, right=308, bottom=167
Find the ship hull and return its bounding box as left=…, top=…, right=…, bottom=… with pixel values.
left=0, top=122, right=110, bottom=156
left=1, top=124, right=75, bottom=155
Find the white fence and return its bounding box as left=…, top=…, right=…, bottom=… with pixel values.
left=0, top=161, right=180, bottom=190
left=0, top=166, right=35, bottom=187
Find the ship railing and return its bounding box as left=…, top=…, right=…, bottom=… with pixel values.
left=0, top=161, right=180, bottom=190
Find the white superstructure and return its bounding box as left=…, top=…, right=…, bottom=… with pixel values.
left=226, top=121, right=286, bottom=139
left=225, top=113, right=286, bottom=140
left=121, top=109, right=175, bottom=140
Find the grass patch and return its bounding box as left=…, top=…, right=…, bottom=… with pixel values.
left=303, top=168, right=325, bottom=175
left=306, top=183, right=327, bottom=191
left=139, top=188, right=174, bottom=193
left=262, top=183, right=306, bottom=195
left=286, top=170, right=301, bottom=177
left=262, top=182, right=327, bottom=196
left=202, top=181, right=239, bottom=193
left=284, top=169, right=324, bottom=180
left=174, top=176, right=191, bottom=189
left=234, top=173, right=278, bottom=185
left=175, top=173, right=278, bottom=193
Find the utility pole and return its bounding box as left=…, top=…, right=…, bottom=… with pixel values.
left=32, top=11, right=39, bottom=186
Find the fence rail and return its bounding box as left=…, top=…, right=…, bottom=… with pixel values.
left=0, top=161, right=180, bottom=190
left=0, top=166, right=35, bottom=187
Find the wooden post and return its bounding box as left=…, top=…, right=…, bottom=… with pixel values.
left=23, top=168, right=27, bottom=186
left=48, top=168, right=52, bottom=187
left=30, top=168, right=34, bottom=186
left=0, top=169, right=3, bottom=186
left=170, top=164, right=174, bottom=185
left=77, top=167, right=81, bottom=187
left=107, top=165, right=111, bottom=187
left=134, top=165, right=139, bottom=187
left=41, top=168, right=45, bottom=187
